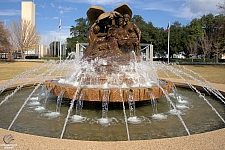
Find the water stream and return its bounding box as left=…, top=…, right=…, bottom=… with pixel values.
left=0, top=55, right=225, bottom=141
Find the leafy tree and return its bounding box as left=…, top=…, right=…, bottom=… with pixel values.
left=66, top=37, right=78, bottom=53
left=169, top=21, right=184, bottom=57
left=67, top=18, right=89, bottom=52
left=131, top=15, right=148, bottom=43
left=65, top=10, right=225, bottom=62
left=153, top=27, right=167, bottom=53
left=188, top=18, right=205, bottom=41
left=200, top=14, right=215, bottom=38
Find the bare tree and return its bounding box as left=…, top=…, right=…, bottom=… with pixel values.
left=199, top=35, right=212, bottom=62
left=10, top=19, right=41, bottom=58
left=0, top=22, right=11, bottom=53
left=187, top=39, right=198, bottom=62
left=217, top=2, right=225, bottom=14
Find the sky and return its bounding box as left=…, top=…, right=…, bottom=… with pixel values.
left=0, top=0, right=224, bottom=46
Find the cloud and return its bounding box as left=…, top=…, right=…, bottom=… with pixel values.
left=51, top=2, right=55, bottom=8
left=38, top=16, right=59, bottom=20
left=174, top=0, right=223, bottom=20
left=137, top=1, right=175, bottom=12
left=0, top=9, right=20, bottom=16
left=40, top=3, right=47, bottom=8
left=135, top=0, right=223, bottom=21
left=58, top=5, right=76, bottom=15
left=65, top=0, right=131, bottom=5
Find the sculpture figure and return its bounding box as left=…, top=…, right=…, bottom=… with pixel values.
left=123, top=13, right=141, bottom=57
left=83, top=4, right=141, bottom=62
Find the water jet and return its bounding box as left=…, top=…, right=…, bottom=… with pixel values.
left=0, top=4, right=225, bottom=142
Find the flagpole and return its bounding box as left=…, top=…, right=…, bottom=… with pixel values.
left=59, top=18, right=61, bottom=63
left=167, top=20, right=170, bottom=64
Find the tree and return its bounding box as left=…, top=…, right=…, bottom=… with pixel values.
left=217, top=2, right=225, bottom=14
left=10, top=19, right=41, bottom=59
left=199, top=35, right=212, bottom=62
left=67, top=18, right=89, bottom=52
left=154, top=27, right=167, bottom=53
left=212, top=14, right=225, bottom=62
left=187, top=39, right=198, bottom=62
left=131, top=15, right=148, bottom=43
left=169, top=21, right=185, bottom=57
left=0, top=22, right=11, bottom=53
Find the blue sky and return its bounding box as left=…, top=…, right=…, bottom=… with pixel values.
left=0, top=0, right=224, bottom=45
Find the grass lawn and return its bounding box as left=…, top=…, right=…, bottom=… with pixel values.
left=0, top=61, right=225, bottom=84
left=158, top=65, right=225, bottom=84
left=0, top=62, right=43, bottom=80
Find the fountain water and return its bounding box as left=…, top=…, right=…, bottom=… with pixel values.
left=0, top=4, right=225, bottom=141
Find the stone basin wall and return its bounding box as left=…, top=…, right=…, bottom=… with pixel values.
left=45, top=79, right=173, bottom=102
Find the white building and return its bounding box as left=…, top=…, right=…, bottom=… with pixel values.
left=21, top=1, right=35, bottom=25
left=21, top=1, right=48, bottom=59
left=38, top=44, right=49, bottom=58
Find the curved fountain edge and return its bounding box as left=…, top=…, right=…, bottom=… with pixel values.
left=0, top=80, right=225, bottom=150
left=45, top=79, right=174, bottom=102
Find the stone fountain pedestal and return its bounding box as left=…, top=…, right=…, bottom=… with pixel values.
left=45, top=79, right=173, bottom=102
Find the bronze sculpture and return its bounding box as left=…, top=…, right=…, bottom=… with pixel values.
left=83, top=4, right=141, bottom=63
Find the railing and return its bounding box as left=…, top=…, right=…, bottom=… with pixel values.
left=75, top=43, right=153, bottom=61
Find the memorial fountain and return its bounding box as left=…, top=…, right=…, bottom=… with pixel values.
left=0, top=4, right=225, bottom=141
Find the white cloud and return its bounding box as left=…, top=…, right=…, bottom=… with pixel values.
left=60, top=10, right=64, bottom=15
left=52, top=17, right=59, bottom=20
left=139, top=1, right=174, bottom=12
left=135, top=0, right=223, bottom=21
left=40, top=3, right=47, bottom=8
left=38, top=16, right=59, bottom=20
left=0, top=9, right=20, bottom=16
left=175, top=0, right=223, bottom=20
left=51, top=2, right=55, bottom=8
left=58, top=6, right=76, bottom=15
left=66, top=0, right=131, bottom=5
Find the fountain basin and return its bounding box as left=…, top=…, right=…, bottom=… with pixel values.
left=45, top=79, right=173, bottom=102
left=0, top=80, right=224, bottom=145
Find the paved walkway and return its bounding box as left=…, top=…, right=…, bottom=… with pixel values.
left=0, top=79, right=225, bottom=150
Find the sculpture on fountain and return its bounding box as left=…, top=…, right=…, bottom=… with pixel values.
left=45, top=4, right=173, bottom=103
left=83, top=4, right=141, bottom=62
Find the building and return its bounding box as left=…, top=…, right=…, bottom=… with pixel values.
left=13, top=1, right=37, bottom=58
left=20, top=1, right=48, bottom=59
left=38, top=44, right=49, bottom=58
left=21, top=1, right=35, bottom=25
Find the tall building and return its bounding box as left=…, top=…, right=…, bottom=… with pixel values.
left=21, top=1, right=35, bottom=25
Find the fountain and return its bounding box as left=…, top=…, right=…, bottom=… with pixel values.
left=0, top=4, right=225, bottom=142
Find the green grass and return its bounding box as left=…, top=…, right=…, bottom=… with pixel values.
left=0, top=62, right=43, bottom=80
left=0, top=62, right=224, bottom=84
left=158, top=65, right=225, bottom=84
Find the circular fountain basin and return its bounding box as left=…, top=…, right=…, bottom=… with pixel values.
left=0, top=85, right=224, bottom=141
left=45, top=79, right=173, bottom=102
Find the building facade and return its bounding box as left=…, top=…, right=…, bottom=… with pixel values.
left=21, top=1, right=35, bottom=25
